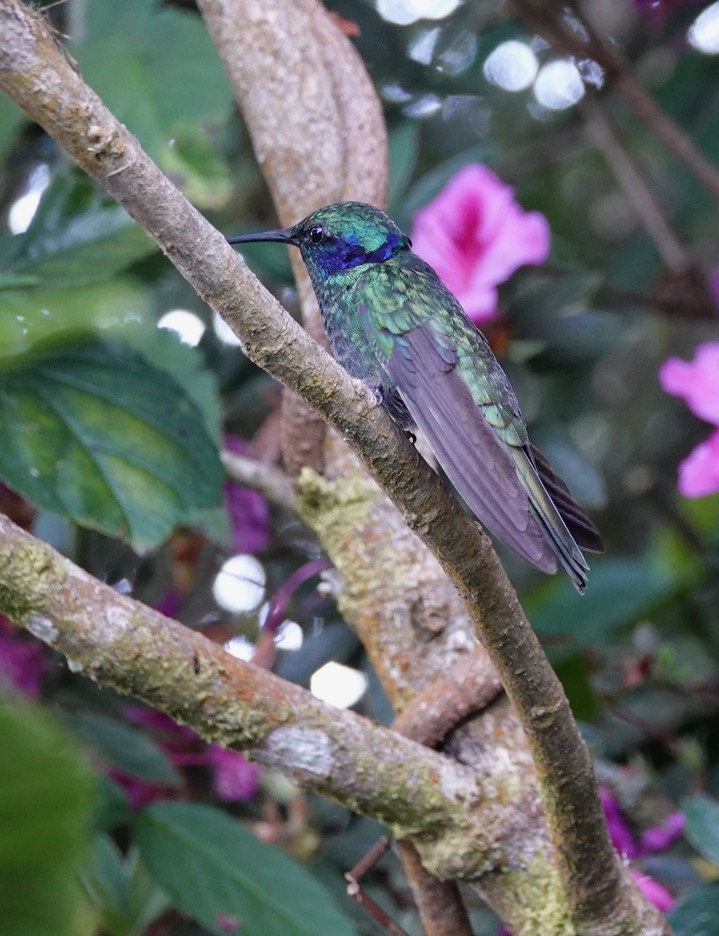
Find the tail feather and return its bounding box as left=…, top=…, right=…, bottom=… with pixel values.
left=529, top=444, right=605, bottom=554
left=513, top=445, right=603, bottom=594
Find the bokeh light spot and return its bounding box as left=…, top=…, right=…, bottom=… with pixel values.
left=483, top=40, right=539, bottom=92
left=533, top=60, right=585, bottom=110
left=688, top=2, right=719, bottom=53
left=310, top=662, right=368, bottom=709
left=158, top=309, right=206, bottom=346
left=213, top=555, right=266, bottom=613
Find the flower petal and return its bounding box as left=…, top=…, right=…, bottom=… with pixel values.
left=677, top=430, right=719, bottom=498
left=659, top=343, right=719, bottom=426
left=411, top=162, right=551, bottom=326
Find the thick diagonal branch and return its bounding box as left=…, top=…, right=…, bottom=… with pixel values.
left=0, top=514, right=488, bottom=856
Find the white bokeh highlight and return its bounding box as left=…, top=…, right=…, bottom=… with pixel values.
left=688, top=2, right=719, bottom=54
left=213, top=555, right=266, bottom=613
left=533, top=60, right=585, bottom=110
left=8, top=164, right=50, bottom=234
left=376, top=0, right=461, bottom=26
left=484, top=40, right=539, bottom=92
left=310, top=662, right=368, bottom=709
left=157, top=309, right=206, bottom=346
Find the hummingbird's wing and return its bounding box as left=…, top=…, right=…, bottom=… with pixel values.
left=354, top=257, right=601, bottom=591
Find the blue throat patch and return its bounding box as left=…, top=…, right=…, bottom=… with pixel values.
left=336, top=232, right=404, bottom=270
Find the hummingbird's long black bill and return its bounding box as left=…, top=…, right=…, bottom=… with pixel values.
left=227, top=229, right=296, bottom=246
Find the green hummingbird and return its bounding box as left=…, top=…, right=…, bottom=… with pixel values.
left=229, top=202, right=603, bottom=592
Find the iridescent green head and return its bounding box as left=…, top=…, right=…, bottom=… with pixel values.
left=228, top=202, right=411, bottom=277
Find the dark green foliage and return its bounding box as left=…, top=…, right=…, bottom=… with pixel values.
left=0, top=701, right=97, bottom=936
left=134, top=803, right=359, bottom=936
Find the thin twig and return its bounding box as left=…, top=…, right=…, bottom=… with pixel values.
left=582, top=96, right=691, bottom=273
left=398, top=842, right=474, bottom=936
left=512, top=0, right=719, bottom=204
left=221, top=449, right=297, bottom=513
left=391, top=647, right=502, bottom=747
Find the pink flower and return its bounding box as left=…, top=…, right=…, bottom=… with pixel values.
left=639, top=811, right=685, bottom=853
left=411, top=163, right=551, bottom=326
left=113, top=706, right=260, bottom=808
left=224, top=435, right=271, bottom=554
left=209, top=745, right=260, bottom=802
left=602, top=788, right=639, bottom=858
left=0, top=630, right=46, bottom=698
left=629, top=870, right=675, bottom=913
left=659, top=342, right=719, bottom=497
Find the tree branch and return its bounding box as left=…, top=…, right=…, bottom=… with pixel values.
left=200, top=0, right=387, bottom=476
left=221, top=449, right=297, bottom=514
left=0, top=2, right=668, bottom=932
left=582, top=97, right=691, bottom=273
left=513, top=0, right=719, bottom=204
left=0, top=514, right=495, bottom=857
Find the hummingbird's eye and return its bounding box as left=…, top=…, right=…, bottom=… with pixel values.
left=308, top=225, right=326, bottom=245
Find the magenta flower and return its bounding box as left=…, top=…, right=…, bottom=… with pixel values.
left=629, top=870, right=675, bottom=913
left=112, top=705, right=260, bottom=808
left=0, top=628, right=46, bottom=698
left=411, top=163, right=551, bottom=326
left=600, top=788, right=681, bottom=913
left=208, top=745, right=260, bottom=802
left=224, top=435, right=271, bottom=554
left=659, top=342, right=719, bottom=497
left=601, top=787, right=639, bottom=858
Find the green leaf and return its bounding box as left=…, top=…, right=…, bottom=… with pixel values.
left=73, top=2, right=234, bottom=160
left=0, top=94, right=27, bottom=165
left=0, top=700, right=97, bottom=936
left=135, top=802, right=359, bottom=936
left=0, top=334, right=224, bottom=549
left=81, top=838, right=169, bottom=936
left=159, top=123, right=232, bottom=210
left=65, top=712, right=182, bottom=787
left=526, top=540, right=694, bottom=663
left=81, top=836, right=128, bottom=933
left=682, top=795, right=719, bottom=865
left=1, top=174, right=156, bottom=288
left=388, top=121, right=420, bottom=211
left=126, top=325, right=222, bottom=446
left=0, top=279, right=150, bottom=361
left=668, top=883, right=719, bottom=936
left=554, top=655, right=599, bottom=722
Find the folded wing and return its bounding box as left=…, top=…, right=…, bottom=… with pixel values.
left=355, top=260, right=603, bottom=592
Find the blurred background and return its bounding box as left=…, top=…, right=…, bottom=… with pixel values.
left=1, top=1, right=719, bottom=933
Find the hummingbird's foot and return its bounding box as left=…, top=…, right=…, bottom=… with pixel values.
left=371, top=386, right=384, bottom=407
left=404, top=430, right=417, bottom=446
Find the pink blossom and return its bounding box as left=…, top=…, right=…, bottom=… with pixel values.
left=411, top=163, right=551, bottom=326
left=224, top=435, right=271, bottom=554
left=639, top=811, right=685, bottom=853
left=0, top=631, right=46, bottom=698
left=209, top=745, right=260, bottom=802
left=114, top=706, right=260, bottom=807
left=675, top=430, right=719, bottom=497
left=629, top=870, right=675, bottom=913
left=601, top=788, right=639, bottom=858
left=659, top=342, right=719, bottom=497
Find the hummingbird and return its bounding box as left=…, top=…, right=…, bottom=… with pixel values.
left=229, top=202, right=603, bottom=592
